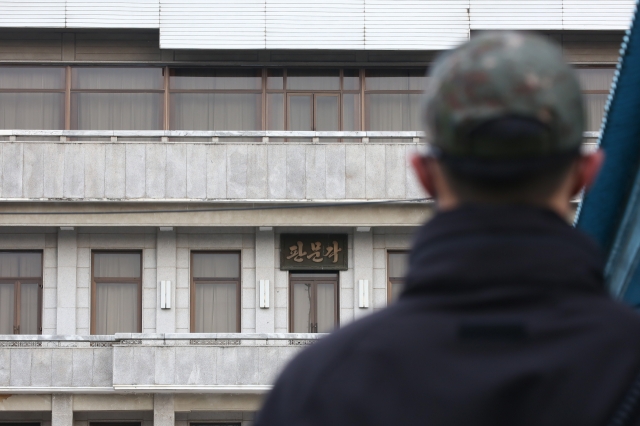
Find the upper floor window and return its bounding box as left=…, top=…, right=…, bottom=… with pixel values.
left=71, top=67, right=164, bottom=131
left=91, top=251, right=142, bottom=335
left=576, top=68, right=615, bottom=132
left=0, top=251, right=42, bottom=334
left=290, top=272, right=338, bottom=333
left=191, top=252, right=241, bottom=333
left=388, top=251, right=408, bottom=303
left=0, top=67, right=65, bottom=130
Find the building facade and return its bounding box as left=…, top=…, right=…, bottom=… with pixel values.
left=0, top=1, right=631, bottom=426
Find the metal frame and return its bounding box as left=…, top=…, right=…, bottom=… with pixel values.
left=0, top=250, right=43, bottom=335
left=90, top=250, right=143, bottom=335
left=189, top=250, right=242, bottom=333
left=288, top=272, right=339, bottom=333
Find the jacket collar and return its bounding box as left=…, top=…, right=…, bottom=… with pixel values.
left=403, top=204, right=605, bottom=298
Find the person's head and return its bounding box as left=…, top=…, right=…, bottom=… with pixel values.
left=411, top=32, right=603, bottom=217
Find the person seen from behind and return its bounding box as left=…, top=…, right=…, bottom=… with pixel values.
left=255, top=32, right=640, bottom=426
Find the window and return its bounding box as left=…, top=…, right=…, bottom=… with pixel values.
left=0, top=251, right=42, bottom=334
left=290, top=272, right=338, bottom=333
left=191, top=252, right=241, bottom=333
left=0, top=67, right=65, bottom=130
left=388, top=251, right=409, bottom=303
left=71, top=67, right=164, bottom=130
left=365, top=69, right=426, bottom=134
left=576, top=68, right=615, bottom=132
left=91, top=251, right=142, bottom=335
left=267, top=69, right=361, bottom=132
left=170, top=68, right=262, bottom=131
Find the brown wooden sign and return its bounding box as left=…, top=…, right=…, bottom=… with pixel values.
left=280, top=234, right=348, bottom=270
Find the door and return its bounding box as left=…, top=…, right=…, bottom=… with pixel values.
left=290, top=273, right=338, bottom=333
left=287, top=94, right=339, bottom=131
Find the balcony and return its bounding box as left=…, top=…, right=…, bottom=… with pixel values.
left=0, top=333, right=321, bottom=394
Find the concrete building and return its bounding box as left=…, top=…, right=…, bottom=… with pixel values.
left=0, top=1, right=631, bottom=425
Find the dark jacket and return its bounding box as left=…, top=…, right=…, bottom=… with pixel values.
left=255, top=205, right=640, bottom=426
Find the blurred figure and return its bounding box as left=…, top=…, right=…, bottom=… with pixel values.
left=255, top=32, right=640, bottom=426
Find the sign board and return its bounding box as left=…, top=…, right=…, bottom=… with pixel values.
left=280, top=234, right=348, bottom=270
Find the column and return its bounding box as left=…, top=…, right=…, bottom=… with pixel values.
left=353, top=230, right=373, bottom=320
left=52, top=395, right=73, bottom=426
left=255, top=229, right=275, bottom=333
left=154, top=394, right=174, bottom=426
left=156, top=229, right=177, bottom=333
left=56, top=229, right=77, bottom=335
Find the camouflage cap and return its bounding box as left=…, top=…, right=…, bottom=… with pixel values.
left=423, top=32, right=585, bottom=159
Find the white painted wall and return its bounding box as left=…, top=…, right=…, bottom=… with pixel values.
left=0, top=0, right=633, bottom=49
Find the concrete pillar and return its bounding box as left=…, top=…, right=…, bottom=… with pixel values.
left=255, top=229, right=275, bottom=333
left=52, top=395, right=73, bottom=426
left=154, top=394, right=174, bottom=426
left=156, top=229, right=176, bottom=333
left=353, top=230, right=373, bottom=320
left=56, top=230, right=77, bottom=335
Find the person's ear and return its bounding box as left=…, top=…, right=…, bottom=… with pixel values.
left=571, top=149, right=604, bottom=197
left=411, top=154, right=437, bottom=197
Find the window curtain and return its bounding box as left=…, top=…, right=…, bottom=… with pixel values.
left=0, top=283, right=14, bottom=334
left=94, top=253, right=141, bottom=278
left=366, top=93, right=422, bottom=132
left=192, top=253, right=239, bottom=278
left=0, top=252, right=42, bottom=278
left=95, top=282, right=138, bottom=334
left=20, top=283, right=39, bottom=334
left=292, top=283, right=312, bottom=333
left=584, top=93, right=608, bottom=132
left=170, top=93, right=261, bottom=131
left=289, top=95, right=313, bottom=131
left=0, top=93, right=64, bottom=130
left=343, top=94, right=360, bottom=131
left=72, top=93, right=162, bottom=130
left=315, top=95, right=339, bottom=131
left=316, top=283, right=335, bottom=333
left=195, top=283, right=237, bottom=332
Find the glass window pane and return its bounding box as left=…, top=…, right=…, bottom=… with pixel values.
left=170, top=68, right=261, bottom=90
left=94, top=253, right=141, bottom=278
left=0, top=252, right=42, bottom=278
left=388, top=252, right=409, bottom=278
left=267, top=69, right=284, bottom=90
left=366, top=93, right=422, bottom=131
left=391, top=282, right=403, bottom=302
left=192, top=253, right=240, bottom=278
left=584, top=93, right=608, bottom=132
left=289, top=95, right=313, bottom=131
left=576, top=68, right=615, bottom=91
left=71, top=93, right=162, bottom=130
left=195, top=282, right=237, bottom=332
left=292, top=283, right=312, bottom=333
left=366, top=69, right=427, bottom=91
left=0, top=93, right=64, bottom=129
left=287, top=69, right=340, bottom=91
left=0, top=67, right=65, bottom=89
left=316, top=95, right=339, bottom=131
left=20, top=283, right=39, bottom=334
left=95, top=282, right=139, bottom=334
left=316, top=283, right=336, bottom=333
left=343, top=93, right=360, bottom=131
left=267, top=93, right=284, bottom=130
left=72, top=67, right=163, bottom=90
left=170, top=93, right=261, bottom=130
left=0, top=283, right=14, bottom=334
left=343, top=69, right=360, bottom=91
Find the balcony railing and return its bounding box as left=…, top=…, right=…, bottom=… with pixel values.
left=0, top=333, right=323, bottom=394
left=0, top=130, right=601, bottom=143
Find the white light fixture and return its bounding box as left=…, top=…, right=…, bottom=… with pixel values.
left=358, top=279, right=369, bottom=308
left=356, top=227, right=371, bottom=232
left=60, top=227, right=74, bottom=231
left=259, top=280, right=270, bottom=308
left=259, top=226, right=273, bottom=231
left=159, top=227, right=173, bottom=232
left=160, top=280, right=171, bottom=309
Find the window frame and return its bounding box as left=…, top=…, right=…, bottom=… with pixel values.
left=288, top=272, right=339, bottom=333
left=90, top=250, right=143, bottom=335
left=189, top=250, right=242, bottom=333
left=0, top=250, right=43, bottom=335
left=387, top=250, right=409, bottom=305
